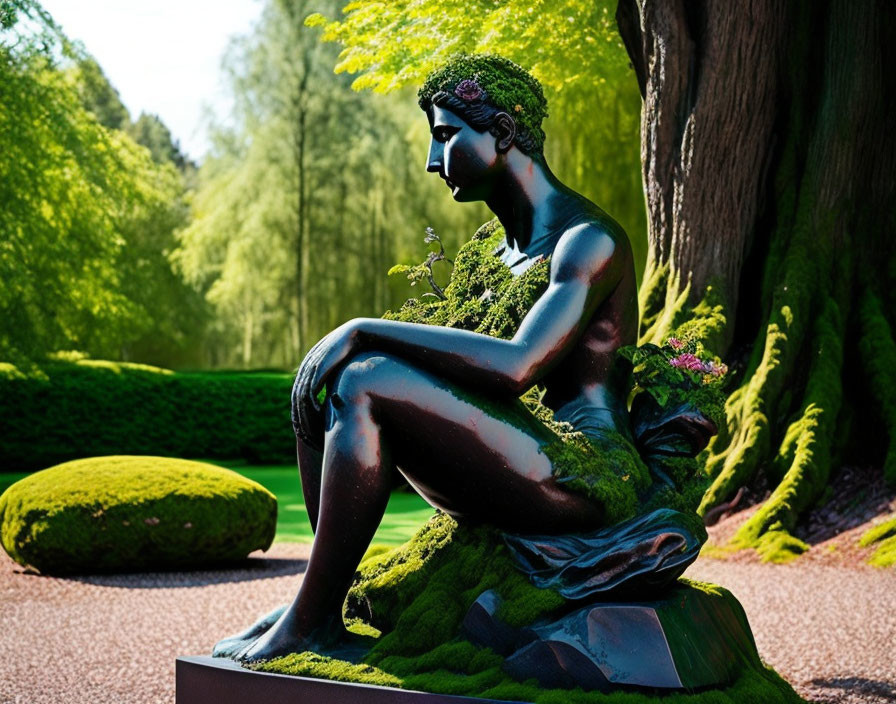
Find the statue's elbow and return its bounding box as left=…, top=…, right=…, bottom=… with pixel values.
left=502, top=362, right=537, bottom=396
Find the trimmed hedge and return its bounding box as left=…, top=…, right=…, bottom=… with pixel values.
left=0, top=360, right=296, bottom=472
left=0, top=456, right=277, bottom=574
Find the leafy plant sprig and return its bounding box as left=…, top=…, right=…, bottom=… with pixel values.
left=387, top=227, right=453, bottom=300
left=618, top=337, right=728, bottom=408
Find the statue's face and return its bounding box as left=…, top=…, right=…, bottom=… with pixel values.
left=427, top=105, right=500, bottom=202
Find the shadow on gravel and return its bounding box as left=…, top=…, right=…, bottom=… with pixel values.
left=796, top=465, right=896, bottom=547
left=809, top=677, right=896, bottom=703
left=58, top=556, right=310, bottom=589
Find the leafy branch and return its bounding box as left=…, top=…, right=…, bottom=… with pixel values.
left=387, top=227, right=453, bottom=300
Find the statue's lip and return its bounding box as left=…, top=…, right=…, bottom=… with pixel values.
left=443, top=176, right=457, bottom=189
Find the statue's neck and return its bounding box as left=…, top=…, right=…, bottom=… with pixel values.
left=486, top=155, right=573, bottom=256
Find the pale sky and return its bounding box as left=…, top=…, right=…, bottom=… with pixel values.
left=40, top=1, right=264, bottom=162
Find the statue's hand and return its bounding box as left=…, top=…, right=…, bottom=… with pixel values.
left=293, top=321, right=361, bottom=450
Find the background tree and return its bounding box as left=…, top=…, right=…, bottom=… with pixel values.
left=615, top=0, right=895, bottom=558
left=0, top=1, right=206, bottom=367
left=175, top=0, right=488, bottom=368
left=302, top=0, right=895, bottom=559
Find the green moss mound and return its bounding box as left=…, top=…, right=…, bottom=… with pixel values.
left=257, top=514, right=803, bottom=703
left=0, top=456, right=277, bottom=574
left=345, top=513, right=565, bottom=643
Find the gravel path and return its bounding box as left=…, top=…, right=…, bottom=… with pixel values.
left=1, top=545, right=894, bottom=704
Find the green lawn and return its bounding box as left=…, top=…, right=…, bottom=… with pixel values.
left=0, top=461, right=435, bottom=547
left=210, top=462, right=435, bottom=545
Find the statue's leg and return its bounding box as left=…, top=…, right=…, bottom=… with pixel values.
left=296, top=438, right=323, bottom=533
left=236, top=352, right=601, bottom=662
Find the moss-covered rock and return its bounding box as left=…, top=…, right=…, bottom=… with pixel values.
left=0, top=456, right=277, bottom=574
left=257, top=514, right=803, bottom=703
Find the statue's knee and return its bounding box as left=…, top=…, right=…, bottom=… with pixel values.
left=330, top=352, right=395, bottom=406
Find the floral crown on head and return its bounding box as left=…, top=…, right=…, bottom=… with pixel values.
left=418, top=54, right=548, bottom=154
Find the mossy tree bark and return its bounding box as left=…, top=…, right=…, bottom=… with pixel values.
left=616, top=0, right=896, bottom=560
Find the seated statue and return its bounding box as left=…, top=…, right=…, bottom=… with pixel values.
left=219, top=54, right=715, bottom=666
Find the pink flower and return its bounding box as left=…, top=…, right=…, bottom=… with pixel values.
left=455, top=79, right=483, bottom=101
left=667, top=337, right=684, bottom=350
left=669, top=353, right=706, bottom=372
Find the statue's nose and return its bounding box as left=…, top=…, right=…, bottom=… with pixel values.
left=426, top=141, right=442, bottom=173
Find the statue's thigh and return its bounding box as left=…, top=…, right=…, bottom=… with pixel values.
left=329, top=352, right=601, bottom=533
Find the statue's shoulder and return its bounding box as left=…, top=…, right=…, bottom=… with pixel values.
left=548, top=209, right=633, bottom=287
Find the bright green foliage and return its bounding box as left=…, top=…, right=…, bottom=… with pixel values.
left=859, top=515, right=896, bottom=568
left=418, top=53, right=548, bottom=153
left=307, top=0, right=628, bottom=97
left=127, top=112, right=193, bottom=171
left=173, top=0, right=489, bottom=369
left=0, top=456, right=277, bottom=574
left=0, top=358, right=295, bottom=471
left=260, top=514, right=802, bottom=702
left=0, top=5, right=202, bottom=367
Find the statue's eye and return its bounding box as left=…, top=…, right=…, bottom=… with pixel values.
left=433, top=126, right=457, bottom=143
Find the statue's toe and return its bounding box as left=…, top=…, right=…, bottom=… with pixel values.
left=211, top=605, right=288, bottom=659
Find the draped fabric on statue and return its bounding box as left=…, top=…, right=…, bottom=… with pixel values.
left=503, top=508, right=703, bottom=600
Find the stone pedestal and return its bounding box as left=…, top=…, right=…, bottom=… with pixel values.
left=175, top=656, right=527, bottom=704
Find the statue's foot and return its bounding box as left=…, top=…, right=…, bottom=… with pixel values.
left=212, top=605, right=287, bottom=659
left=235, top=611, right=374, bottom=664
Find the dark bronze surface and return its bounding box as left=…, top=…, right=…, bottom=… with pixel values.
left=223, top=79, right=646, bottom=663
left=503, top=508, right=705, bottom=600
left=175, top=657, right=530, bottom=704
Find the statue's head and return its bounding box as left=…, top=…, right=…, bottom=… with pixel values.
left=419, top=54, right=548, bottom=201
left=419, top=54, right=548, bottom=155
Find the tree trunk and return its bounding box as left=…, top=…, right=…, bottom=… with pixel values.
left=617, top=0, right=896, bottom=560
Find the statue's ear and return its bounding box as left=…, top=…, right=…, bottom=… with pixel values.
left=493, top=112, right=516, bottom=153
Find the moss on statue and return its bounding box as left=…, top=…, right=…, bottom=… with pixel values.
left=542, top=427, right=649, bottom=524
left=255, top=514, right=803, bottom=701
left=386, top=219, right=708, bottom=520
left=384, top=219, right=547, bottom=337
left=251, top=221, right=803, bottom=697
left=344, top=513, right=566, bottom=643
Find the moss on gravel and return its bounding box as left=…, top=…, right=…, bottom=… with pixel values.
left=0, top=455, right=277, bottom=574
left=859, top=514, right=896, bottom=567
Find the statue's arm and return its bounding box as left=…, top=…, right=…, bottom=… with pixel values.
left=300, top=223, right=624, bottom=399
